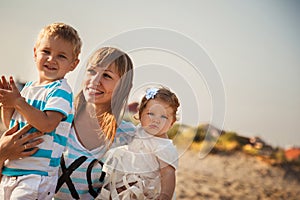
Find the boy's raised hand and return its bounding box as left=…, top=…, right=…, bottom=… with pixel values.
left=0, top=76, right=22, bottom=108
left=0, top=76, right=12, bottom=90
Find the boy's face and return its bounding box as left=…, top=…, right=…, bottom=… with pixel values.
left=140, top=99, right=174, bottom=138
left=34, top=37, right=79, bottom=84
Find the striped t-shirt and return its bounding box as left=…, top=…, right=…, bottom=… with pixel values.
left=54, top=120, right=136, bottom=200
left=2, top=79, right=74, bottom=177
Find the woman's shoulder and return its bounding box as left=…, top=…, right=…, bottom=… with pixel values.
left=116, top=120, right=136, bottom=135
left=112, top=120, right=137, bottom=148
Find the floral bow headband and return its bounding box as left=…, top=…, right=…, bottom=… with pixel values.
left=145, top=88, right=159, bottom=100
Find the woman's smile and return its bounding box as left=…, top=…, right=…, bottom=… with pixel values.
left=86, top=86, right=104, bottom=96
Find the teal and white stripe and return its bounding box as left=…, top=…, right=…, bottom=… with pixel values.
left=2, top=78, right=74, bottom=177
left=54, top=120, right=136, bottom=200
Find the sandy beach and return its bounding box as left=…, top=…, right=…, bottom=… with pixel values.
left=175, top=149, right=300, bottom=200
left=1, top=123, right=299, bottom=200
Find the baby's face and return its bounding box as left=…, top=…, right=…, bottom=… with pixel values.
left=34, top=36, right=78, bottom=84
left=140, top=99, right=174, bottom=138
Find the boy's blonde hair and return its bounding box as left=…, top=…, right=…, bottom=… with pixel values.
left=34, top=22, right=82, bottom=59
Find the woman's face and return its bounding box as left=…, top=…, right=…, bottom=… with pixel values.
left=83, top=62, right=120, bottom=106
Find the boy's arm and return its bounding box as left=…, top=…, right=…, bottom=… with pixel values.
left=158, top=160, right=176, bottom=200
left=1, top=107, right=15, bottom=128
left=0, top=76, right=15, bottom=128
left=14, top=97, right=64, bottom=132
left=0, top=77, right=64, bottom=132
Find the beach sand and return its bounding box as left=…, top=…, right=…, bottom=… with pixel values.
left=175, top=149, right=300, bottom=200
left=1, top=124, right=299, bottom=199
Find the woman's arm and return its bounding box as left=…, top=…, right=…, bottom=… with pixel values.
left=158, top=161, right=176, bottom=200
left=0, top=123, right=44, bottom=179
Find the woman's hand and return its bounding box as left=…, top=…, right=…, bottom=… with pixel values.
left=0, top=123, right=44, bottom=162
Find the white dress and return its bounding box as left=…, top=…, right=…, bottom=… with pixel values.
left=98, top=126, right=178, bottom=200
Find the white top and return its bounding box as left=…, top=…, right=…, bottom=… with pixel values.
left=100, top=126, right=178, bottom=199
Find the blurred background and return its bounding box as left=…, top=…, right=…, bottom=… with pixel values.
left=0, top=0, right=299, bottom=148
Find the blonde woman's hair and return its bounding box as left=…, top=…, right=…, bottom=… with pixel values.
left=34, top=22, right=82, bottom=59
left=75, top=47, right=134, bottom=144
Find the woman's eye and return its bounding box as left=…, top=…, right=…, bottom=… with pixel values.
left=87, top=69, right=96, bottom=75
left=103, top=73, right=112, bottom=79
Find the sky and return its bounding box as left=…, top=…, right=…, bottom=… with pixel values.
left=0, top=0, right=299, bottom=148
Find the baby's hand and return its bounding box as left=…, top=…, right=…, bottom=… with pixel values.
left=0, top=76, right=22, bottom=108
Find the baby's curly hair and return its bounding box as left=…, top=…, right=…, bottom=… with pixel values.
left=138, top=87, right=180, bottom=123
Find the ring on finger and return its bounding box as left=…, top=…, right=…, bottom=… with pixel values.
left=24, top=144, right=27, bottom=150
